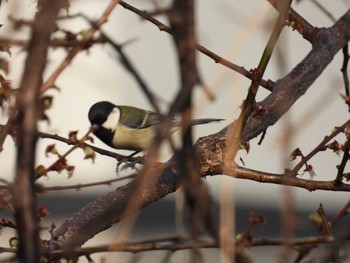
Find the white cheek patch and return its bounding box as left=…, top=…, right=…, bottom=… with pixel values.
left=102, top=107, right=121, bottom=131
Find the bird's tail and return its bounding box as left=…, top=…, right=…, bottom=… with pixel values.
left=191, top=118, right=224, bottom=125
left=170, top=118, right=224, bottom=128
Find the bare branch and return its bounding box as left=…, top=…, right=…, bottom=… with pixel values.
left=40, top=0, right=122, bottom=94
left=38, top=131, right=143, bottom=164
left=119, top=1, right=274, bottom=91
left=36, top=175, right=135, bottom=192
left=267, top=0, right=317, bottom=42
left=242, top=9, right=350, bottom=141
left=11, top=1, right=65, bottom=262
left=341, top=44, right=350, bottom=110
left=0, top=235, right=336, bottom=258
left=290, top=119, right=350, bottom=176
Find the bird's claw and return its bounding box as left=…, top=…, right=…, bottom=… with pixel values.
left=116, top=155, right=144, bottom=172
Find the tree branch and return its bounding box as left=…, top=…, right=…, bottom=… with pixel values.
left=119, top=1, right=274, bottom=91
left=267, top=0, right=317, bottom=43
left=53, top=122, right=350, bottom=249
left=0, top=235, right=336, bottom=258
left=38, top=131, right=142, bottom=163
left=11, top=1, right=64, bottom=262
left=242, top=9, right=350, bottom=141
left=40, top=0, right=121, bottom=94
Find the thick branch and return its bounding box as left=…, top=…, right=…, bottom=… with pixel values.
left=242, top=9, right=350, bottom=141
left=53, top=161, right=179, bottom=249
left=53, top=124, right=350, bottom=249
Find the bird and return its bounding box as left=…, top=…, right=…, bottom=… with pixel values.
left=88, top=101, right=224, bottom=152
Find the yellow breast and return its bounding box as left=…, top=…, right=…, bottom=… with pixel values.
left=113, top=124, right=156, bottom=151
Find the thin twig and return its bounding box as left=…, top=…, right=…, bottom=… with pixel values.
left=0, top=36, right=107, bottom=49
left=267, top=0, right=317, bottom=43
left=291, top=119, right=350, bottom=176
left=0, top=175, right=135, bottom=192
left=38, top=126, right=96, bottom=179
left=310, top=0, right=337, bottom=22
left=0, top=235, right=336, bottom=257
left=341, top=44, right=350, bottom=111
left=59, top=12, right=163, bottom=113
left=37, top=175, right=135, bottom=192
left=329, top=199, right=350, bottom=228
left=40, top=0, right=122, bottom=94
left=38, top=131, right=143, bottom=163
left=223, top=165, right=350, bottom=192
left=335, top=136, right=350, bottom=183
left=119, top=1, right=274, bottom=91
left=317, top=204, right=341, bottom=263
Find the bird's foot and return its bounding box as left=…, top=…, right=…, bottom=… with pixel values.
left=116, top=151, right=144, bottom=172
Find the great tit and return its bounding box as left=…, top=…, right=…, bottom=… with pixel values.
left=88, top=101, right=224, bottom=151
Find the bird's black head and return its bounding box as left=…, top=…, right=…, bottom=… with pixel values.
left=88, top=101, right=117, bottom=148
left=88, top=101, right=116, bottom=126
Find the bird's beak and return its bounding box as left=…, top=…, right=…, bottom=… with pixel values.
left=90, top=124, right=99, bottom=133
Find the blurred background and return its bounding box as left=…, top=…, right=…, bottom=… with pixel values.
left=0, top=0, right=349, bottom=262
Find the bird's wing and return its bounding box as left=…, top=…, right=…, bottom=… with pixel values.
left=119, top=105, right=161, bottom=129
left=143, top=111, right=162, bottom=128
